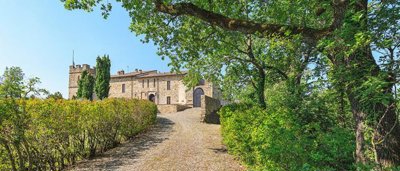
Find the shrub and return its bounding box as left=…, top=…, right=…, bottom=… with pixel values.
left=220, top=102, right=355, bottom=171
left=0, top=98, right=157, bottom=170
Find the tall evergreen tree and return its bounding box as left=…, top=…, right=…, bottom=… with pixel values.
left=77, top=70, right=94, bottom=100
left=95, top=55, right=111, bottom=100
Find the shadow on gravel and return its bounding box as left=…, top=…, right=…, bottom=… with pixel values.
left=71, top=116, right=175, bottom=170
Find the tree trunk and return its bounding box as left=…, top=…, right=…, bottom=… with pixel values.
left=339, top=47, right=400, bottom=166
left=324, top=0, right=400, bottom=166
left=256, top=68, right=266, bottom=109
left=347, top=92, right=367, bottom=163
left=373, top=102, right=400, bottom=166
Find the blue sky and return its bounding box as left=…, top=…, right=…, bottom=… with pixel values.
left=0, top=1, right=171, bottom=97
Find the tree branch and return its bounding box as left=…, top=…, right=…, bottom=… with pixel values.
left=227, top=54, right=289, bottom=80
left=229, top=59, right=257, bottom=89
left=154, top=0, right=348, bottom=39
left=220, top=39, right=248, bottom=55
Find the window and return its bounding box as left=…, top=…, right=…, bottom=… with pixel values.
left=167, top=96, right=171, bottom=104
left=142, top=80, right=144, bottom=88
left=153, top=79, right=156, bottom=87
left=122, top=84, right=125, bottom=93
left=147, top=79, right=149, bottom=88
left=167, top=81, right=171, bottom=90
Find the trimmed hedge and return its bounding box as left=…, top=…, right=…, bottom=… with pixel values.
left=0, top=98, right=157, bottom=170
left=220, top=103, right=355, bottom=171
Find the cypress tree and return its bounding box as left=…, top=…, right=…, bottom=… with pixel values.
left=77, top=70, right=95, bottom=100
left=95, top=55, right=111, bottom=100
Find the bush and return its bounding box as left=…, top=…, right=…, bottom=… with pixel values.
left=220, top=102, right=355, bottom=171
left=0, top=98, right=157, bottom=170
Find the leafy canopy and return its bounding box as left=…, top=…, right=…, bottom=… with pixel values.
left=0, top=66, right=45, bottom=99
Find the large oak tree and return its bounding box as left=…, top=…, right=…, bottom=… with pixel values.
left=62, top=0, right=400, bottom=166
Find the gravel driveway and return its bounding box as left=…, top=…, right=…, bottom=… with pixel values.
left=69, top=108, right=244, bottom=171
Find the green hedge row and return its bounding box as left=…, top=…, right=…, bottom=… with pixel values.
left=0, top=98, right=157, bottom=170
left=219, top=103, right=354, bottom=171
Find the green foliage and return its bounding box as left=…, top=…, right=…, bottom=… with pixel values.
left=95, top=55, right=111, bottom=100
left=0, top=98, right=157, bottom=170
left=220, top=83, right=355, bottom=171
left=0, top=66, right=45, bottom=99
left=77, top=70, right=95, bottom=100
left=62, top=0, right=315, bottom=109
left=46, top=91, right=63, bottom=100
left=0, top=66, right=24, bottom=98
left=61, top=0, right=400, bottom=167
left=220, top=105, right=354, bottom=170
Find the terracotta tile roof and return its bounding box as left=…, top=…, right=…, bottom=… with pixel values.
left=110, top=70, right=157, bottom=78
left=137, top=71, right=188, bottom=78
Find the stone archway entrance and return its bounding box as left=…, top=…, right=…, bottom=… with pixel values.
left=148, top=94, right=155, bottom=103
left=193, top=88, right=204, bottom=107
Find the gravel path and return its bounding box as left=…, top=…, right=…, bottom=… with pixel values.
left=69, top=108, right=244, bottom=171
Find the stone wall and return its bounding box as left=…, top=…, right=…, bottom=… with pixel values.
left=133, top=75, right=187, bottom=104
left=177, top=104, right=191, bottom=112
left=157, top=105, right=177, bottom=113
left=109, top=77, right=136, bottom=99
left=157, top=104, right=190, bottom=114
left=200, top=95, right=221, bottom=124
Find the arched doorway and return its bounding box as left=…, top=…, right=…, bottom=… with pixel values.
left=193, top=88, right=204, bottom=107
left=148, top=94, right=155, bottom=103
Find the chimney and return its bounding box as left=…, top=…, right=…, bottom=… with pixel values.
left=117, top=70, right=125, bottom=75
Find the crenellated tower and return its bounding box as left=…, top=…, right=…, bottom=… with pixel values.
left=68, top=64, right=96, bottom=99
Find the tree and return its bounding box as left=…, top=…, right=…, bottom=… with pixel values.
left=0, top=66, right=44, bottom=99
left=62, top=0, right=400, bottom=166
left=77, top=70, right=94, bottom=101
left=46, top=91, right=64, bottom=100
left=0, top=67, right=24, bottom=98
left=95, top=55, right=111, bottom=100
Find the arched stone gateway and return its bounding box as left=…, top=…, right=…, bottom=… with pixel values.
left=193, top=88, right=204, bottom=107
left=148, top=94, right=155, bottom=102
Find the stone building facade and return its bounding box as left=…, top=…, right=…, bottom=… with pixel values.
left=68, top=64, right=96, bottom=99
left=68, top=64, right=220, bottom=108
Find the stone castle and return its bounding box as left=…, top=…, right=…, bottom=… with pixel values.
left=69, top=64, right=220, bottom=109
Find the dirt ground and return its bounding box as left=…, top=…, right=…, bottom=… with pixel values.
left=68, top=108, right=244, bottom=171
